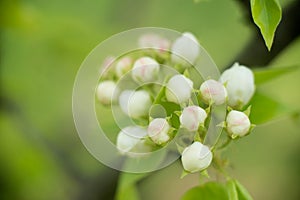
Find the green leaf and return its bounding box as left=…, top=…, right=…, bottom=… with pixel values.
left=249, top=92, right=291, bottom=124
left=227, top=179, right=238, bottom=200
left=181, top=182, right=228, bottom=200
left=170, top=113, right=180, bottom=129
left=234, top=180, right=253, bottom=200
left=250, top=0, right=282, bottom=51
left=226, top=179, right=253, bottom=200
left=153, top=86, right=166, bottom=104
left=115, top=172, right=146, bottom=200
left=115, top=160, right=149, bottom=200
left=253, top=65, right=299, bottom=85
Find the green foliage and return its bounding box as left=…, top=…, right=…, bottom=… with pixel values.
left=249, top=92, right=289, bottom=124
left=250, top=65, right=300, bottom=124
left=181, top=182, right=228, bottom=200
left=227, top=179, right=253, bottom=200
left=234, top=180, right=253, bottom=200
left=181, top=180, right=253, bottom=200
left=250, top=0, right=282, bottom=50
left=253, top=65, right=300, bottom=85
left=115, top=172, right=148, bottom=200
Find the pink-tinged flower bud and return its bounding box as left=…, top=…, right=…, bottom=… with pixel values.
left=181, top=141, right=213, bottom=173
left=220, top=63, right=255, bottom=108
left=96, top=81, right=119, bottom=105
left=165, top=75, right=194, bottom=104
left=171, top=32, right=200, bottom=65
left=116, top=126, right=151, bottom=154
left=226, top=110, right=251, bottom=138
left=180, top=106, right=207, bottom=131
left=199, top=79, right=227, bottom=105
left=148, top=118, right=171, bottom=145
left=100, top=56, right=115, bottom=76
left=139, top=34, right=170, bottom=52
left=119, top=90, right=152, bottom=119
left=115, top=57, right=133, bottom=78
left=132, top=57, right=160, bottom=82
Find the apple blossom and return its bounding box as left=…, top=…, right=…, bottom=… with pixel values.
left=171, top=32, right=200, bottom=65
left=119, top=90, right=152, bottom=119
left=199, top=79, right=227, bottom=105
left=220, top=62, right=255, bottom=108
left=226, top=110, right=251, bottom=138
left=115, top=57, right=133, bottom=78
left=181, top=141, right=213, bottom=173
left=116, top=126, right=151, bottom=154
left=131, top=57, right=160, bottom=82
left=96, top=80, right=119, bottom=105
left=165, top=74, right=194, bottom=104
left=139, top=34, right=170, bottom=52
left=148, top=118, right=171, bottom=145
left=180, top=106, right=207, bottom=131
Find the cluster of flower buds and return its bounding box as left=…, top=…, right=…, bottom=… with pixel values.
left=96, top=32, right=256, bottom=174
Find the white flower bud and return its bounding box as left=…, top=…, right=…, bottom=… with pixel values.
left=96, top=81, right=119, bottom=105
left=180, top=106, right=207, bottom=131
left=220, top=63, right=255, bottom=108
left=165, top=75, right=194, bottom=104
left=181, top=142, right=213, bottom=173
left=171, top=32, right=200, bottom=65
left=148, top=118, right=171, bottom=145
left=132, top=57, right=160, bottom=82
left=116, top=126, right=151, bottom=154
left=226, top=110, right=251, bottom=138
left=115, top=57, right=133, bottom=78
left=100, top=56, right=115, bottom=76
left=119, top=90, right=152, bottom=118
left=199, top=79, right=227, bottom=105
left=139, top=34, right=170, bottom=52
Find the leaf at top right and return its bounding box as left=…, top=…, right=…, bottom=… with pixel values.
left=250, top=0, right=282, bottom=51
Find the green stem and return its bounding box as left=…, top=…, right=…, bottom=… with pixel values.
left=216, top=136, right=232, bottom=151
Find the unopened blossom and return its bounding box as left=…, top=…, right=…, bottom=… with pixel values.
left=131, top=57, right=160, bottom=82
left=180, top=106, right=207, bottom=131
left=148, top=118, right=171, bottom=145
left=139, top=34, right=170, bottom=52
left=226, top=110, right=251, bottom=138
left=116, top=126, right=151, bottom=154
left=220, top=63, right=255, bottom=108
left=115, top=57, right=133, bottom=78
left=96, top=80, right=119, bottom=105
left=100, top=56, right=115, bottom=76
left=165, top=75, right=194, bottom=104
left=119, top=90, right=152, bottom=119
left=171, top=32, right=200, bottom=65
left=181, top=141, right=213, bottom=173
left=200, top=79, right=227, bottom=105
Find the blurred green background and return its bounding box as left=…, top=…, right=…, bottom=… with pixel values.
left=1, top=0, right=300, bottom=199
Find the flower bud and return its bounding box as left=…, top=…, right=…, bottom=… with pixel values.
left=171, top=32, right=200, bottom=65
left=148, top=118, right=171, bottom=145
left=100, top=56, right=115, bottom=76
left=199, top=79, right=227, bottom=105
left=181, top=141, right=213, bottom=173
left=139, top=34, right=170, bottom=52
left=226, top=110, right=251, bottom=138
left=116, top=126, right=151, bottom=154
left=115, top=57, right=133, bottom=78
left=180, top=106, right=207, bottom=131
left=165, top=75, right=194, bottom=104
left=96, top=81, right=119, bottom=105
left=220, top=63, right=255, bottom=108
left=132, top=57, right=160, bottom=82
left=119, top=90, right=152, bottom=119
